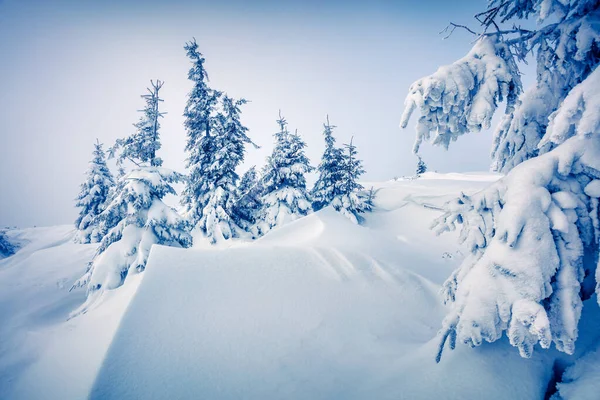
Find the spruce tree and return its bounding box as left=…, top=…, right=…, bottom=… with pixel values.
left=332, top=137, right=369, bottom=224
left=113, top=80, right=165, bottom=167
left=180, top=39, right=222, bottom=227
left=311, top=116, right=346, bottom=211
left=257, top=112, right=313, bottom=232
left=195, top=95, right=254, bottom=244
left=73, top=80, right=191, bottom=305
left=232, top=166, right=264, bottom=233
left=74, top=140, right=115, bottom=244
left=416, top=156, right=427, bottom=176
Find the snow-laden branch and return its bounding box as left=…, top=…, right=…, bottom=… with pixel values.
left=400, top=37, right=521, bottom=153
left=435, top=134, right=600, bottom=361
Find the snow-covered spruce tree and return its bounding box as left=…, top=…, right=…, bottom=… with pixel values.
left=257, top=113, right=313, bottom=232
left=180, top=39, right=223, bottom=229
left=113, top=80, right=166, bottom=168
left=72, top=80, right=191, bottom=301
left=416, top=155, right=427, bottom=176
left=194, top=95, right=255, bottom=244
left=366, top=186, right=377, bottom=210
left=331, top=137, right=370, bottom=224
left=0, top=230, right=16, bottom=258
left=232, top=166, right=264, bottom=233
left=74, top=140, right=115, bottom=244
left=311, top=115, right=346, bottom=211
left=400, top=0, right=600, bottom=360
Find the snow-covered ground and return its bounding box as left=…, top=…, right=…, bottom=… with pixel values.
left=1, top=172, right=599, bottom=399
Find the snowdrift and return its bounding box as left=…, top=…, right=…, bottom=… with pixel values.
left=91, top=241, right=552, bottom=400
left=3, top=172, right=598, bottom=399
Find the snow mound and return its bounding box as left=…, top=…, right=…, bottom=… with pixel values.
left=4, top=172, right=578, bottom=399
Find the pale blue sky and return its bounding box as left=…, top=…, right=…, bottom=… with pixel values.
left=0, top=0, right=525, bottom=227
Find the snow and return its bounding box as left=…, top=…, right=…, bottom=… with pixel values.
left=2, top=172, right=600, bottom=399
left=556, top=340, right=600, bottom=400
left=400, top=37, right=521, bottom=153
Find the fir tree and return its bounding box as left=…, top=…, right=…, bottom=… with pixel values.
left=400, top=0, right=600, bottom=360
left=195, top=95, right=255, bottom=244
left=113, top=80, right=166, bottom=168
left=257, top=112, right=313, bottom=232
left=73, top=81, right=191, bottom=305
left=180, top=39, right=223, bottom=227
left=232, top=166, right=264, bottom=233
left=74, top=140, right=115, bottom=244
left=365, top=186, right=377, bottom=210
left=416, top=156, right=427, bottom=176
left=332, top=137, right=369, bottom=224
left=311, top=115, right=346, bottom=211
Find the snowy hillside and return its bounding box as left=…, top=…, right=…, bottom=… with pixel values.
left=2, top=173, right=600, bottom=399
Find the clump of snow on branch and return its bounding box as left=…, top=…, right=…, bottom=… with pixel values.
left=400, top=36, right=521, bottom=153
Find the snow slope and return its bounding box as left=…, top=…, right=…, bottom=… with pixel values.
left=0, top=226, right=141, bottom=399
left=3, top=172, right=599, bottom=399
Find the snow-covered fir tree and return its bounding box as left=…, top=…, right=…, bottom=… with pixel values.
left=179, top=39, right=223, bottom=229
left=232, top=166, right=264, bottom=233
left=416, top=156, right=427, bottom=176
left=257, top=113, right=313, bottom=232
left=366, top=186, right=377, bottom=210
left=311, top=116, right=346, bottom=211
left=73, top=81, right=191, bottom=304
left=331, top=137, right=370, bottom=224
left=400, top=0, right=600, bottom=360
left=0, top=230, right=16, bottom=258
left=194, top=95, right=255, bottom=244
left=113, top=80, right=166, bottom=168
left=74, top=140, right=115, bottom=244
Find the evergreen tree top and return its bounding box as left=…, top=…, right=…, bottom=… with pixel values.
left=322, top=115, right=337, bottom=148
left=111, top=80, right=165, bottom=169
left=184, top=38, right=209, bottom=82
left=342, top=137, right=365, bottom=192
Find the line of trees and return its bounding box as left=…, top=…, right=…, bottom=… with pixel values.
left=72, top=39, right=372, bottom=306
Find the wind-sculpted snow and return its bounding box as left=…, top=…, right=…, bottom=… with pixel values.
left=90, top=238, right=552, bottom=400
